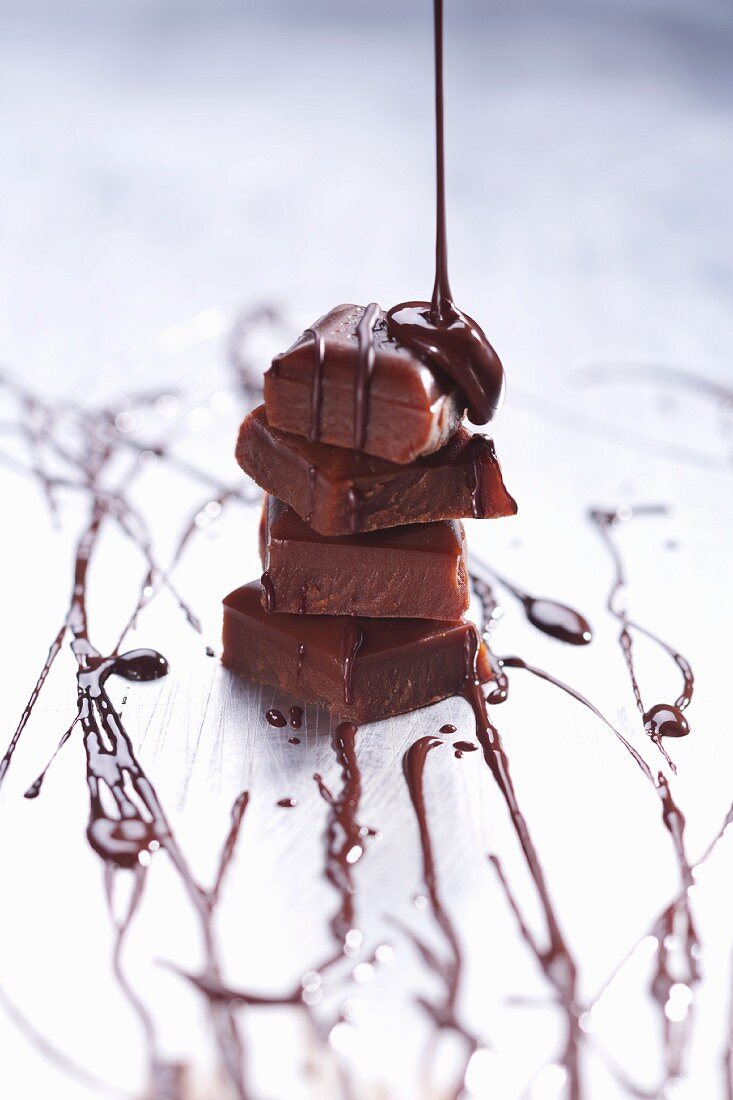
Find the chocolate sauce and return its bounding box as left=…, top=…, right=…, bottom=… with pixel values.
left=265, top=708, right=287, bottom=728
left=590, top=506, right=694, bottom=763
left=346, top=486, right=362, bottom=534
left=0, top=344, right=287, bottom=1098
left=469, top=436, right=502, bottom=517
left=277, top=798, right=298, bottom=809
left=289, top=705, right=303, bottom=729
left=453, top=741, right=477, bottom=759
left=261, top=570, right=276, bottom=611
left=439, top=723, right=457, bottom=734
left=305, top=325, right=326, bottom=442
left=472, top=562, right=592, bottom=646
left=385, top=0, right=504, bottom=424
left=354, top=303, right=380, bottom=450
left=288, top=736, right=301, bottom=745
left=469, top=573, right=508, bottom=704
left=460, top=628, right=582, bottom=1098
left=313, top=721, right=371, bottom=956
left=399, top=736, right=477, bottom=1088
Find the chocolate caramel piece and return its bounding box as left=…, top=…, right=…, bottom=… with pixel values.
left=222, top=582, right=492, bottom=723
left=236, top=405, right=516, bottom=536
left=265, top=304, right=464, bottom=464
left=260, top=496, right=469, bottom=620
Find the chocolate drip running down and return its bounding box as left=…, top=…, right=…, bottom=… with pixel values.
left=354, top=302, right=380, bottom=450
left=386, top=0, right=505, bottom=424
left=305, top=324, right=326, bottom=442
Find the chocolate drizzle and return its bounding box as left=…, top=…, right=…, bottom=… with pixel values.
left=385, top=0, right=505, bottom=424
left=460, top=629, right=582, bottom=1099
left=472, top=560, right=592, bottom=646
left=470, top=538, right=704, bottom=1095
left=261, top=570, right=276, bottom=611
left=354, top=303, right=380, bottom=450
left=313, top=721, right=371, bottom=958
left=590, top=506, right=694, bottom=764
left=305, top=326, right=326, bottom=442
left=397, top=736, right=478, bottom=1093
left=0, top=311, right=288, bottom=1098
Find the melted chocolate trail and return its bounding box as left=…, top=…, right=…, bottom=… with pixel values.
left=265, top=708, right=287, bottom=728
left=399, top=737, right=477, bottom=1096
left=313, top=721, right=370, bottom=958
left=589, top=506, right=694, bottom=767
left=354, top=303, right=380, bottom=450
left=472, top=561, right=592, bottom=646
left=461, top=629, right=582, bottom=1099
left=0, top=331, right=287, bottom=1098
left=305, top=326, right=326, bottom=443
left=386, top=0, right=504, bottom=423
left=261, top=570, right=276, bottom=612
left=469, top=572, right=509, bottom=704
left=501, top=652, right=702, bottom=1092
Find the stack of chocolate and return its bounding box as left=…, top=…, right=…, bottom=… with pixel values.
left=222, top=304, right=516, bottom=723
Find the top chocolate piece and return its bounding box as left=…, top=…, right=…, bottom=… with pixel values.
left=264, top=304, right=464, bottom=464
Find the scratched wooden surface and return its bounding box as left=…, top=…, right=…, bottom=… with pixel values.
left=0, top=3, right=732, bottom=1098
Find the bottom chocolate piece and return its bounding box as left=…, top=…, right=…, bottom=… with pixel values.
left=222, top=582, right=492, bottom=723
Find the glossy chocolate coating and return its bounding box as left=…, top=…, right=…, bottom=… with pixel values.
left=236, top=405, right=516, bottom=536
left=260, top=496, right=469, bottom=620
left=222, top=582, right=492, bottom=723
left=265, top=304, right=464, bottom=464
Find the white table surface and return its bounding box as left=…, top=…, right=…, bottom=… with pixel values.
left=0, top=3, right=732, bottom=1098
